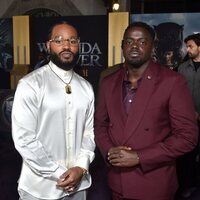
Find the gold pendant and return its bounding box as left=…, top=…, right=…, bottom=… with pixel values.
left=65, top=84, right=72, bottom=94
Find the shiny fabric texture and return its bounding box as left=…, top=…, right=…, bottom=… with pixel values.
left=12, top=61, right=95, bottom=199
left=19, top=189, right=86, bottom=200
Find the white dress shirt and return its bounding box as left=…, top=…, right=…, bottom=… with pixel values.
left=12, top=61, right=95, bottom=199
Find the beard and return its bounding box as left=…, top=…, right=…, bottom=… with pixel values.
left=188, top=52, right=198, bottom=60
left=49, top=50, right=79, bottom=71
left=127, top=57, right=149, bottom=69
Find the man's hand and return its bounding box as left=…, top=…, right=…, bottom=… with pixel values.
left=56, top=166, right=85, bottom=192
left=108, top=146, right=139, bottom=167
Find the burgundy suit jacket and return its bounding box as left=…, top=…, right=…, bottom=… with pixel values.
left=94, top=61, right=198, bottom=200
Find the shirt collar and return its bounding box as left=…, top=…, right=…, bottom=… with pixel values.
left=123, top=67, right=143, bottom=90
left=48, top=61, right=73, bottom=81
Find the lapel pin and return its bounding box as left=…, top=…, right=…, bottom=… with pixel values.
left=147, top=75, right=152, bottom=80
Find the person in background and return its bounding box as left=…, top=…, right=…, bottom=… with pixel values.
left=12, top=21, right=95, bottom=200
left=163, top=50, right=176, bottom=70
left=177, top=33, right=200, bottom=198
left=94, top=21, right=198, bottom=200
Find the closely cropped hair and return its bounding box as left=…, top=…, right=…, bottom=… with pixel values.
left=123, top=21, right=155, bottom=41
left=47, top=21, right=77, bottom=40
left=184, top=33, right=200, bottom=46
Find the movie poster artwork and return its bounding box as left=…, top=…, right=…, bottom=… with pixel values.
left=31, top=16, right=108, bottom=95
left=131, top=13, right=200, bottom=71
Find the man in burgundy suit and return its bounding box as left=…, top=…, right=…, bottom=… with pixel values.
left=94, top=22, right=198, bottom=200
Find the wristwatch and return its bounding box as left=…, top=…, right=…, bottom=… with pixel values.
left=80, top=167, right=88, bottom=177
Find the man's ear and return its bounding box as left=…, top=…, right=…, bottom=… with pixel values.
left=121, top=40, right=124, bottom=49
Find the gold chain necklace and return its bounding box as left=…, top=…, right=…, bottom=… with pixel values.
left=48, top=64, right=74, bottom=94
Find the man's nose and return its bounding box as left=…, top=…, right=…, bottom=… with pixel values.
left=128, top=40, right=138, bottom=48
left=62, top=39, right=71, bottom=47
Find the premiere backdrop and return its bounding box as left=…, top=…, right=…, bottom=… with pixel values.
left=1, top=12, right=200, bottom=200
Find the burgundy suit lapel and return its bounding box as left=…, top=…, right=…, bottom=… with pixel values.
left=123, top=63, right=159, bottom=144
left=112, top=68, right=127, bottom=127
